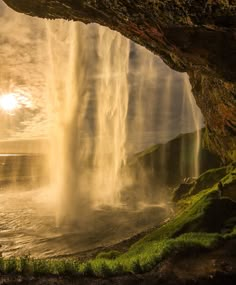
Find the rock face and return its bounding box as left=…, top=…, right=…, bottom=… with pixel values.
left=4, top=0, right=236, bottom=161
left=172, top=182, right=195, bottom=202
left=126, top=131, right=221, bottom=192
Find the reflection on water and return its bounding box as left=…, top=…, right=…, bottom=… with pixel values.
left=0, top=186, right=170, bottom=258
left=0, top=153, right=47, bottom=186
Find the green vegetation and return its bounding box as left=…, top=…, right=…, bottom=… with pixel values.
left=175, top=162, right=236, bottom=205
left=0, top=164, right=235, bottom=277
left=189, top=166, right=228, bottom=195
left=96, top=250, right=121, bottom=260
left=0, top=232, right=228, bottom=277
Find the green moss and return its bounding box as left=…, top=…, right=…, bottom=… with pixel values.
left=189, top=166, right=227, bottom=195
left=175, top=162, right=236, bottom=200
left=19, top=255, right=33, bottom=275
left=227, top=150, right=236, bottom=161
left=79, top=261, right=93, bottom=276
left=96, top=250, right=121, bottom=260
left=90, top=260, right=113, bottom=277
left=133, top=189, right=216, bottom=246
left=176, top=232, right=223, bottom=249
left=224, top=226, right=236, bottom=240
left=5, top=258, right=21, bottom=274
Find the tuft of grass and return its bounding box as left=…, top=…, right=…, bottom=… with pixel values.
left=6, top=257, right=23, bottom=274
left=55, top=259, right=80, bottom=276
left=33, top=259, right=52, bottom=276
left=0, top=257, right=5, bottom=273
left=110, top=262, right=125, bottom=276
left=20, top=255, right=33, bottom=275
left=96, top=250, right=121, bottom=260
left=79, top=261, right=94, bottom=276
left=0, top=232, right=233, bottom=278
left=90, top=259, right=113, bottom=277
left=224, top=226, right=236, bottom=240
left=176, top=232, right=223, bottom=249
left=130, top=259, right=143, bottom=274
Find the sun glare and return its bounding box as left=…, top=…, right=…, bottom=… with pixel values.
left=0, top=93, right=19, bottom=113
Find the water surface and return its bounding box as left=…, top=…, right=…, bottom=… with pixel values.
left=0, top=186, right=169, bottom=258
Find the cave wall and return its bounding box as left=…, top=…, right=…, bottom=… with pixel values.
left=4, top=0, right=236, bottom=162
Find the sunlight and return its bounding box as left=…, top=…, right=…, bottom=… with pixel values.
left=0, top=93, right=19, bottom=113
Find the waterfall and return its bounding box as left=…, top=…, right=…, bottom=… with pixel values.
left=158, top=71, right=172, bottom=186
left=182, top=73, right=203, bottom=177
left=0, top=3, right=210, bottom=257
left=46, top=21, right=129, bottom=224
left=36, top=17, right=202, bottom=225
left=93, top=27, right=130, bottom=206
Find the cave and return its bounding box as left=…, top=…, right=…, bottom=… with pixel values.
left=0, top=1, right=236, bottom=284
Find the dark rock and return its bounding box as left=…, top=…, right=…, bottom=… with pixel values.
left=172, top=182, right=195, bottom=202
left=222, top=180, right=236, bottom=201
left=127, top=130, right=221, bottom=191
left=179, top=198, right=236, bottom=234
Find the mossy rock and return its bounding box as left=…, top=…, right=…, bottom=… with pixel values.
left=178, top=197, right=236, bottom=234
left=127, top=130, right=221, bottom=188
left=222, top=180, right=236, bottom=201
left=172, top=182, right=195, bottom=202
left=190, top=166, right=228, bottom=195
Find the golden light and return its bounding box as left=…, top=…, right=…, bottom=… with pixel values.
left=0, top=93, right=19, bottom=113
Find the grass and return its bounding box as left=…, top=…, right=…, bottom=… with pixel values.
left=0, top=164, right=235, bottom=278
left=0, top=232, right=227, bottom=277
left=96, top=250, right=121, bottom=260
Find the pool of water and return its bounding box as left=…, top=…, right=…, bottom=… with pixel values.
left=0, top=186, right=170, bottom=258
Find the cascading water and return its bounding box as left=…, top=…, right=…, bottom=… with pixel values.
left=127, top=44, right=203, bottom=189
left=128, top=44, right=157, bottom=151
left=46, top=21, right=129, bottom=224
left=93, top=26, right=129, bottom=206
left=157, top=71, right=173, bottom=186
left=182, top=73, right=203, bottom=177
left=46, top=21, right=90, bottom=224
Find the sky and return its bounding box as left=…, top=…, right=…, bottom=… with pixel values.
left=0, top=1, right=48, bottom=141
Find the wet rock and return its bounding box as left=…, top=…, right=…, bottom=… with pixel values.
left=172, top=181, right=195, bottom=202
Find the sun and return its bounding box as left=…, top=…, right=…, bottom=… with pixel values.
left=0, top=93, right=19, bottom=113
